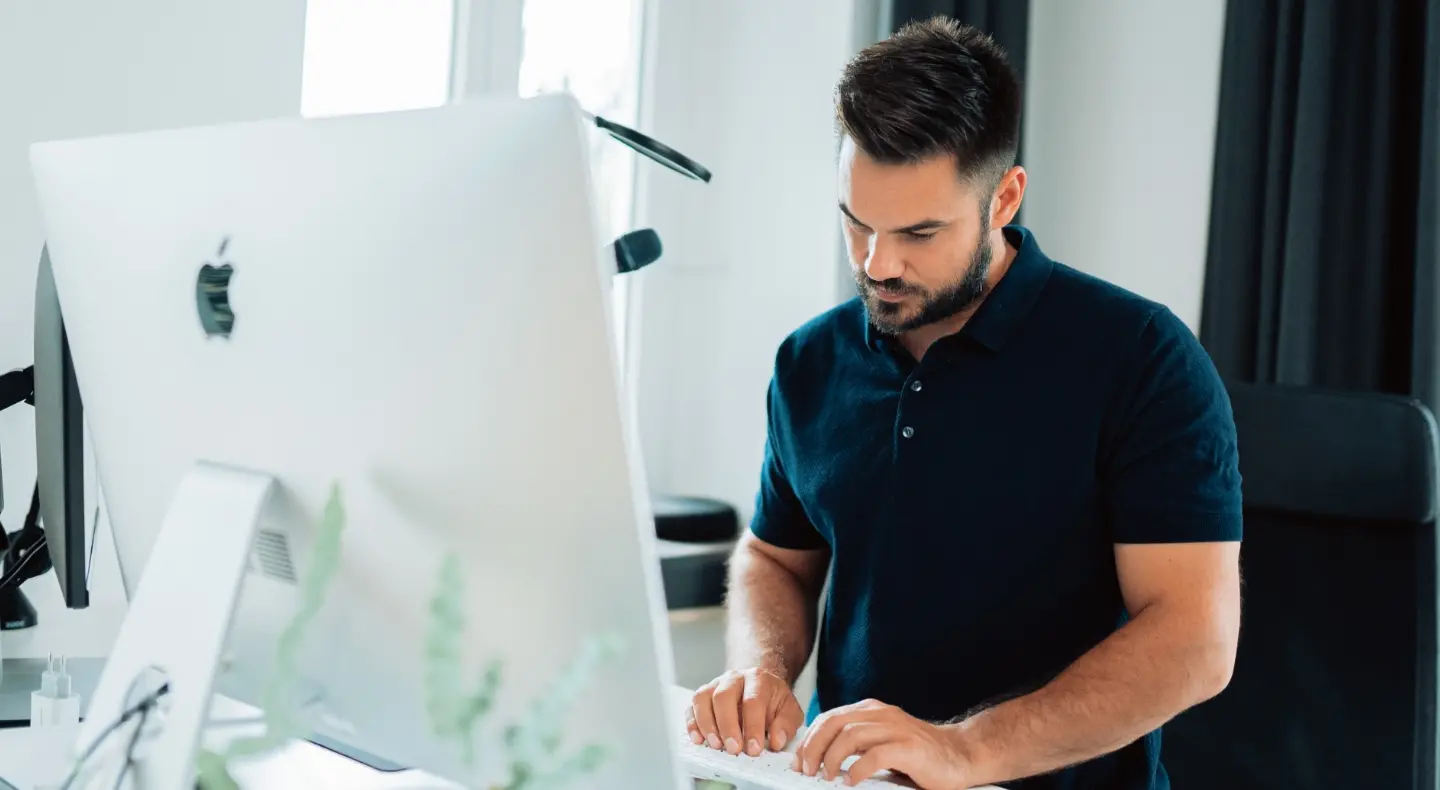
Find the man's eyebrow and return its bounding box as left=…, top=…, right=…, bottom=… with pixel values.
left=894, top=218, right=949, bottom=234
left=838, top=203, right=870, bottom=228
left=838, top=203, right=951, bottom=234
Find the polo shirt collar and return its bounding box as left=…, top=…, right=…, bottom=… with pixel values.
left=864, top=224, right=1053, bottom=354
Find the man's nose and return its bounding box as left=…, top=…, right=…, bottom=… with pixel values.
left=864, top=234, right=903, bottom=281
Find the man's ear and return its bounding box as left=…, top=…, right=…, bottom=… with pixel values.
left=989, top=166, right=1027, bottom=229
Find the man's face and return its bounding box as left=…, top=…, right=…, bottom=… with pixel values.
left=839, top=138, right=994, bottom=335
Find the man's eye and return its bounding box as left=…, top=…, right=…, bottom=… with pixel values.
left=907, top=232, right=936, bottom=242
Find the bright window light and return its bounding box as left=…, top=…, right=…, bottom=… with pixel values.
left=519, top=0, right=646, bottom=369
left=301, top=0, right=645, bottom=369
left=300, top=0, right=455, bottom=118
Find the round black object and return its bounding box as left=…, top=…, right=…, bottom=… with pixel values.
left=0, top=587, right=37, bottom=631
left=653, top=494, right=739, bottom=543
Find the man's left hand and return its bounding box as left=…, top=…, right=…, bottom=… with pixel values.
left=792, top=699, right=987, bottom=789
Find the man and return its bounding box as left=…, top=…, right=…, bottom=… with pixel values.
left=684, top=16, right=1242, bottom=790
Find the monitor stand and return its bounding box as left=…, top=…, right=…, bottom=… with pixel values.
left=76, top=462, right=275, bottom=790
left=0, top=586, right=37, bottom=631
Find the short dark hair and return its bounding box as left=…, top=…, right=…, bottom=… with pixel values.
left=835, top=16, right=1022, bottom=192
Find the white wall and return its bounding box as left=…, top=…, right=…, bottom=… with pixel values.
left=633, top=0, right=859, bottom=526
left=0, top=1, right=305, bottom=609
left=632, top=0, right=877, bottom=694
left=1022, top=0, right=1227, bottom=330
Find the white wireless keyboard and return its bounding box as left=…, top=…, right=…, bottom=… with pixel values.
left=676, top=733, right=907, bottom=789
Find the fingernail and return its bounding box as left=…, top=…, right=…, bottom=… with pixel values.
left=689, top=731, right=702, bottom=745
left=724, top=737, right=739, bottom=754
left=747, top=739, right=762, bottom=756
left=707, top=734, right=722, bottom=750
left=790, top=756, right=800, bottom=772
left=802, top=759, right=811, bottom=775
left=772, top=730, right=787, bottom=750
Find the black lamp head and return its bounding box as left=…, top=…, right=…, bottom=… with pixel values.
left=588, top=113, right=712, bottom=183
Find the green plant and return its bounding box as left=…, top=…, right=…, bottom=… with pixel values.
left=197, top=482, right=346, bottom=789
left=193, top=483, right=622, bottom=790
left=422, top=550, right=624, bottom=789
left=493, top=633, right=625, bottom=790
left=425, top=553, right=504, bottom=766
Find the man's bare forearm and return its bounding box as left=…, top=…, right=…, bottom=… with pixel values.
left=950, top=604, right=1235, bottom=785
left=724, top=543, right=823, bottom=686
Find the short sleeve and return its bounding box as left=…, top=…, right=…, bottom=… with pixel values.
left=749, top=377, right=828, bottom=551
left=1104, top=308, right=1243, bottom=544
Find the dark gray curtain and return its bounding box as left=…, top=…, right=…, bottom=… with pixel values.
left=1199, top=0, right=1440, bottom=407
left=890, top=0, right=1030, bottom=94
left=892, top=0, right=1031, bottom=164
left=890, top=0, right=1031, bottom=222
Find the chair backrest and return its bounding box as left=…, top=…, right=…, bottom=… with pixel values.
left=1163, top=382, right=1440, bottom=790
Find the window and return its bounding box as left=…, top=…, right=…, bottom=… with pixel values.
left=299, top=0, right=455, bottom=118
left=300, top=0, right=645, bottom=370
left=518, top=0, right=647, bottom=372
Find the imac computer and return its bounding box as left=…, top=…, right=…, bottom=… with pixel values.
left=29, top=95, right=686, bottom=790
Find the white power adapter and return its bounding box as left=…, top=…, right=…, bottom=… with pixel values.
left=31, top=654, right=81, bottom=726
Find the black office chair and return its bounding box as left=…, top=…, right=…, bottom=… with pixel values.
left=1163, top=381, right=1439, bottom=790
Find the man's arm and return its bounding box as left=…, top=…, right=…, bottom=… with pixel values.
left=688, top=534, right=829, bottom=755
left=948, top=540, right=1240, bottom=783
left=725, top=532, right=830, bottom=684
left=690, top=356, right=834, bottom=756
left=948, top=311, right=1244, bottom=782
left=794, top=541, right=1240, bottom=788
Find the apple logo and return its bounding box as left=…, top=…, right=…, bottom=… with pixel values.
left=197, top=237, right=236, bottom=338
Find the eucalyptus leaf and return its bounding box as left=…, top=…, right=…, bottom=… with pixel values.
left=208, top=483, right=347, bottom=777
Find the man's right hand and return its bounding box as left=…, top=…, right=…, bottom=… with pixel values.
left=687, top=668, right=807, bottom=757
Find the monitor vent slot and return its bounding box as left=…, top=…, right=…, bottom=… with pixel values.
left=251, top=529, right=298, bottom=585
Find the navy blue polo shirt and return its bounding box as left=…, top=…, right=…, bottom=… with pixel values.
left=751, top=226, right=1242, bottom=790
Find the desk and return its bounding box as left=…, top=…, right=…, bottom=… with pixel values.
left=0, top=689, right=1001, bottom=789
left=0, top=695, right=464, bottom=790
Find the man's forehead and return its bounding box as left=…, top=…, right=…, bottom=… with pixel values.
left=839, top=150, right=976, bottom=227
left=839, top=137, right=956, bottom=175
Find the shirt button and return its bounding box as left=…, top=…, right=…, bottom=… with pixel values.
left=901, top=426, right=915, bottom=439
left=910, top=380, right=923, bottom=392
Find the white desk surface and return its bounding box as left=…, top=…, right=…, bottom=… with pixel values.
left=0, top=708, right=464, bottom=789
left=0, top=687, right=1004, bottom=789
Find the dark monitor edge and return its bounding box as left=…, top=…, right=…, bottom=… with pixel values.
left=35, top=244, right=89, bottom=610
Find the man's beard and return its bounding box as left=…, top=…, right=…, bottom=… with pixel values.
left=856, top=234, right=993, bottom=335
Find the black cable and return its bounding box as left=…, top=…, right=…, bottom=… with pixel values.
left=21, top=484, right=40, bottom=536
left=112, top=702, right=152, bottom=790
left=58, top=683, right=169, bottom=790
left=0, top=535, right=46, bottom=594
left=0, top=485, right=50, bottom=594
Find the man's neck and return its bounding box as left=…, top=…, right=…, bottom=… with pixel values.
left=898, top=229, right=1017, bottom=362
